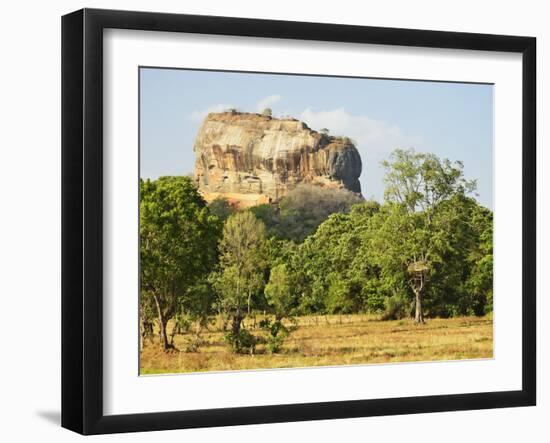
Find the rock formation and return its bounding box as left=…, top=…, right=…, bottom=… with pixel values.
left=193, top=111, right=362, bottom=207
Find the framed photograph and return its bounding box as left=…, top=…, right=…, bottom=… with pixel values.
left=61, top=8, right=536, bottom=435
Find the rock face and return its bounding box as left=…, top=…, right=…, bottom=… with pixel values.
left=193, top=112, right=362, bottom=207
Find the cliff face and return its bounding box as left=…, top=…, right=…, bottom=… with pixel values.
left=193, top=112, right=362, bottom=207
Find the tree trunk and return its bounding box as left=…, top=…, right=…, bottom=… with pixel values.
left=139, top=315, right=148, bottom=351
left=152, top=292, right=170, bottom=350
left=139, top=319, right=145, bottom=351
left=232, top=307, right=243, bottom=337
left=170, top=321, right=181, bottom=347
left=414, top=288, right=424, bottom=324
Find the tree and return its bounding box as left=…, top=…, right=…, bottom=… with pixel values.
left=294, top=201, right=384, bottom=317
left=263, top=263, right=299, bottom=352
left=265, top=264, right=296, bottom=317
left=208, top=197, right=235, bottom=222
left=325, top=273, right=356, bottom=316
left=172, top=280, right=217, bottom=351
left=140, top=176, right=221, bottom=350
left=465, top=203, right=493, bottom=315
left=320, top=128, right=330, bottom=135
left=139, top=294, right=156, bottom=350
left=261, top=108, right=273, bottom=117
left=248, top=185, right=362, bottom=243
left=277, top=184, right=362, bottom=242
left=376, top=149, right=477, bottom=323
left=297, top=213, right=351, bottom=315
left=249, top=204, right=280, bottom=235
left=382, top=149, right=476, bottom=215
left=213, top=211, right=267, bottom=352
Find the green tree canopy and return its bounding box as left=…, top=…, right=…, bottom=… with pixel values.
left=377, top=149, right=478, bottom=322
left=140, top=176, right=221, bottom=350
left=208, top=197, right=235, bottom=222
left=212, top=211, right=267, bottom=352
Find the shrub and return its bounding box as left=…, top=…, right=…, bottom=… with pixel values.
left=259, top=318, right=290, bottom=354
left=184, top=335, right=206, bottom=353
left=224, top=329, right=257, bottom=354
left=365, top=291, right=386, bottom=313
left=381, top=294, right=409, bottom=320
left=266, top=334, right=286, bottom=354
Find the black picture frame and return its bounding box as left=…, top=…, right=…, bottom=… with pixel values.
left=61, top=8, right=536, bottom=435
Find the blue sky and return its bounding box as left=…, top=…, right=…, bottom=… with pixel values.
left=140, top=68, right=493, bottom=209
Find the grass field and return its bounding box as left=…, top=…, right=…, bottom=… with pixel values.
left=140, top=314, right=493, bottom=375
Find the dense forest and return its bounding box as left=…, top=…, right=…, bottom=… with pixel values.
left=140, top=149, right=493, bottom=354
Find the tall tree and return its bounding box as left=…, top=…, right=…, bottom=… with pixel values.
left=213, top=211, right=266, bottom=351
left=263, top=263, right=299, bottom=353
left=377, top=149, right=477, bottom=323
left=140, top=176, right=221, bottom=350
left=465, top=203, right=493, bottom=315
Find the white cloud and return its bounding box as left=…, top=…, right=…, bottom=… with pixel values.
left=299, top=107, right=423, bottom=200
left=255, top=95, right=282, bottom=112
left=189, top=103, right=233, bottom=122
left=300, top=107, right=420, bottom=152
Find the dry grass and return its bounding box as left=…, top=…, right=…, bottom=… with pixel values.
left=140, top=314, right=493, bottom=375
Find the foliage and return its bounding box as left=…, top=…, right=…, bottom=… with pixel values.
left=140, top=149, right=494, bottom=359
left=208, top=198, right=235, bottom=222
left=264, top=264, right=298, bottom=317
left=212, top=211, right=267, bottom=351
left=382, top=148, right=477, bottom=213
left=465, top=204, right=493, bottom=315
left=262, top=263, right=299, bottom=352
left=139, top=176, right=221, bottom=350
left=224, top=328, right=258, bottom=354
left=267, top=184, right=363, bottom=242
left=381, top=294, right=410, bottom=320
left=295, top=202, right=384, bottom=315
left=249, top=204, right=279, bottom=234
left=264, top=323, right=288, bottom=354
left=376, top=149, right=478, bottom=322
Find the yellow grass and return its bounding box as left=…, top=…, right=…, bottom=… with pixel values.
left=140, top=314, right=493, bottom=375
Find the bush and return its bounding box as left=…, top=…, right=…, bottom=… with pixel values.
left=259, top=318, right=290, bottom=354
left=184, top=335, right=206, bottom=353
left=381, top=294, right=409, bottom=320
left=266, top=334, right=286, bottom=354
left=364, top=291, right=386, bottom=313
left=224, top=329, right=257, bottom=354
left=360, top=279, right=387, bottom=313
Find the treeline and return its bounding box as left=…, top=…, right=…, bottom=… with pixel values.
left=140, top=149, right=493, bottom=353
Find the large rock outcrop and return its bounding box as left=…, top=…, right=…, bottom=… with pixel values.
left=193, top=111, right=362, bottom=207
